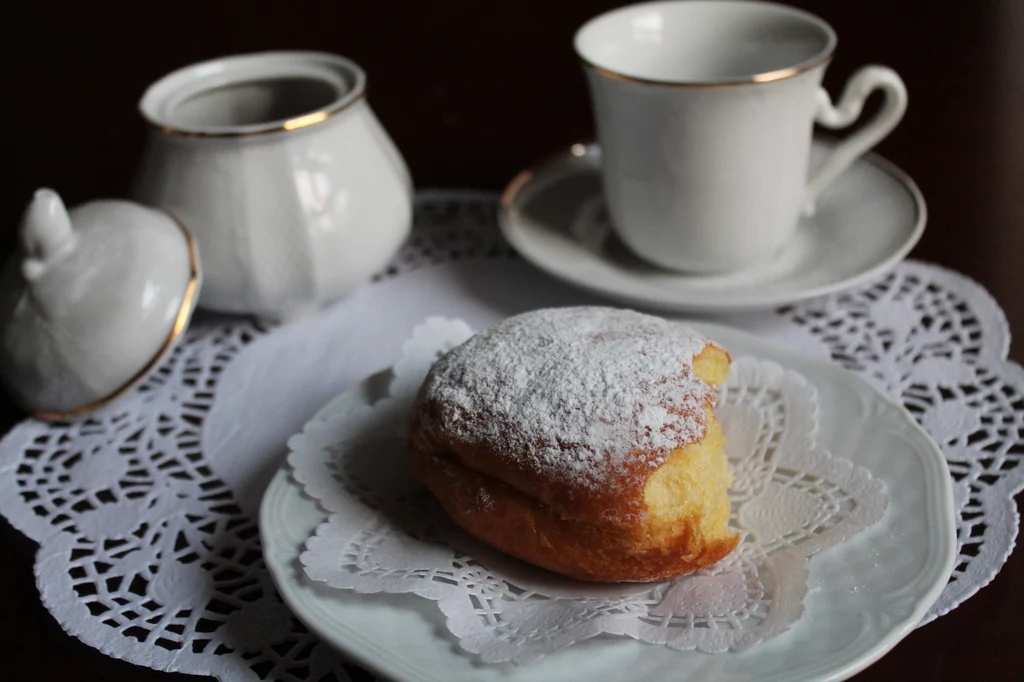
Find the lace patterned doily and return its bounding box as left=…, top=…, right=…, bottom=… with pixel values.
left=0, top=190, right=1020, bottom=680
left=292, top=318, right=888, bottom=664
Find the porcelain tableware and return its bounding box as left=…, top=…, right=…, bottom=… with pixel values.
left=260, top=321, right=955, bottom=682
left=499, top=141, right=925, bottom=311
left=0, top=189, right=200, bottom=418
left=133, top=51, right=412, bottom=321
left=575, top=0, right=908, bottom=273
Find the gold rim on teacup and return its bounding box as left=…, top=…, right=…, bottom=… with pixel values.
left=574, top=0, right=838, bottom=88
left=581, top=53, right=834, bottom=88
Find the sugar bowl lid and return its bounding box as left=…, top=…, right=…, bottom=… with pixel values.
left=0, top=189, right=201, bottom=419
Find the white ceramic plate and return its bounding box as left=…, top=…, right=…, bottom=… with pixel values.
left=498, top=141, right=926, bottom=312
left=260, top=322, right=955, bottom=682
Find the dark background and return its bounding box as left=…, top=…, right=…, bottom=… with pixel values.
left=1, top=0, right=1022, bottom=680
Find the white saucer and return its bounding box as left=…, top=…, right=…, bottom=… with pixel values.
left=261, top=321, right=955, bottom=682
left=499, top=141, right=926, bottom=312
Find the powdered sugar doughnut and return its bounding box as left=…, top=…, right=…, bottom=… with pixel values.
left=409, top=306, right=738, bottom=582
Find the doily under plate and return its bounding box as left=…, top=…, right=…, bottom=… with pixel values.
left=0, top=190, right=1019, bottom=682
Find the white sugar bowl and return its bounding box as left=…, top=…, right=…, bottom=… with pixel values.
left=132, top=51, right=413, bottom=321
left=0, top=189, right=201, bottom=418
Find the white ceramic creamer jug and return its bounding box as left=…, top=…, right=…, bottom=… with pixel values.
left=133, top=51, right=412, bottom=320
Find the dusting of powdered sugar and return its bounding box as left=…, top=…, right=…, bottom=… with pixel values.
left=417, top=307, right=719, bottom=494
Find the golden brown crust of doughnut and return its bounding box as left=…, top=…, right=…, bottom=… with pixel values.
left=410, top=345, right=730, bottom=522
left=412, top=410, right=739, bottom=582
left=409, top=337, right=739, bottom=582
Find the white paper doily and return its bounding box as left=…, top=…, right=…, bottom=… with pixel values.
left=290, top=318, right=888, bottom=664
left=0, top=190, right=1020, bottom=680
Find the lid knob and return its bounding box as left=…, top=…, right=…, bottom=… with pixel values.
left=21, top=188, right=78, bottom=281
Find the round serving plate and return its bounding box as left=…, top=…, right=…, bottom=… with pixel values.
left=260, top=321, right=955, bottom=682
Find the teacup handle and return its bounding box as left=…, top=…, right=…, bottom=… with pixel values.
left=804, top=65, right=908, bottom=216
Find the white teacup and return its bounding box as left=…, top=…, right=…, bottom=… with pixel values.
left=575, top=0, right=907, bottom=273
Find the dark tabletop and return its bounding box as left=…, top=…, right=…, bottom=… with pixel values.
left=1, top=1, right=1022, bottom=680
